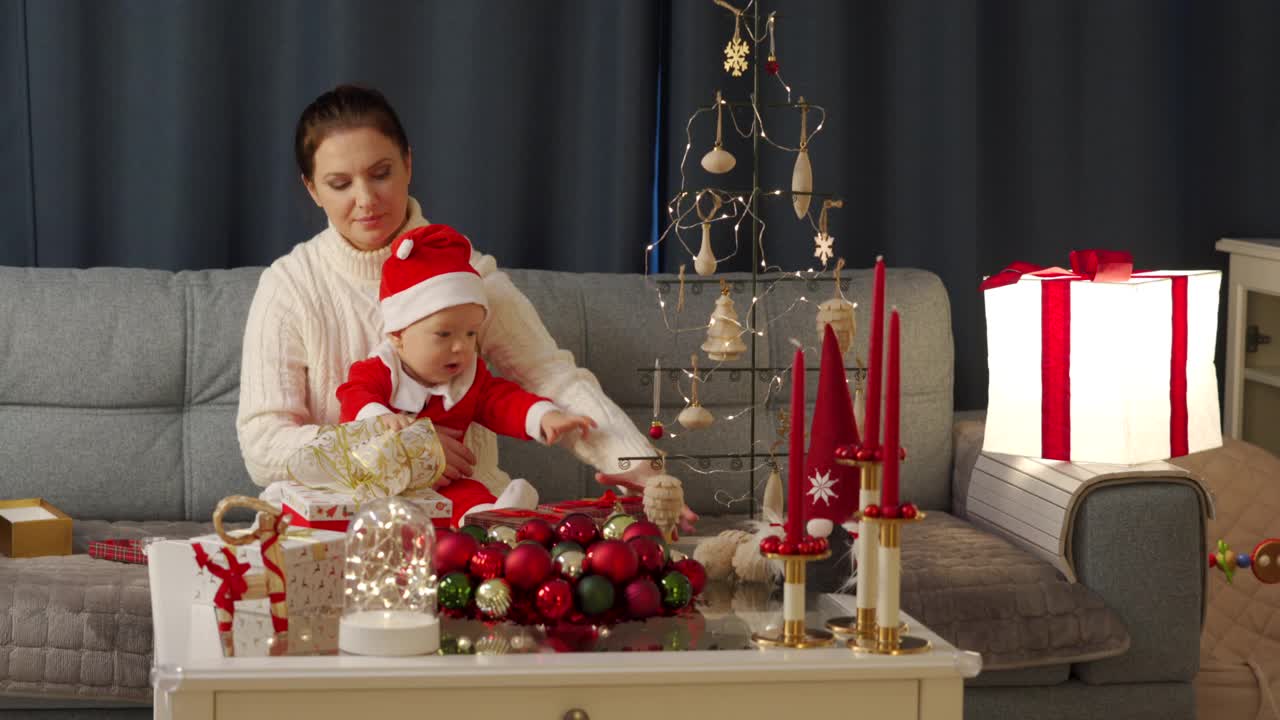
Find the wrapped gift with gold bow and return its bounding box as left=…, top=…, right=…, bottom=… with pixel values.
left=280, top=417, right=451, bottom=531
left=190, top=496, right=345, bottom=656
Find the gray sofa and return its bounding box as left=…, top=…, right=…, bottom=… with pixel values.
left=0, top=265, right=1206, bottom=719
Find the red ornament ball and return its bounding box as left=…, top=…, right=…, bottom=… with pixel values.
left=468, top=546, right=506, bottom=580
left=671, top=558, right=707, bottom=596
left=628, top=535, right=667, bottom=575
left=622, top=520, right=664, bottom=543
left=433, top=531, right=478, bottom=575
left=900, top=447, right=908, bottom=461
left=778, top=541, right=797, bottom=555
left=504, top=543, right=553, bottom=590
left=649, top=422, right=665, bottom=439
left=759, top=535, right=782, bottom=555
left=483, top=540, right=512, bottom=555
left=1208, top=552, right=1218, bottom=568
left=834, top=444, right=854, bottom=459
left=855, top=447, right=873, bottom=462
left=765, top=58, right=779, bottom=75
left=535, top=578, right=574, bottom=622
left=585, top=539, right=640, bottom=585
left=556, top=513, right=600, bottom=546
left=901, top=503, right=918, bottom=519
left=516, top=518, right=556, bottom=547
left=623, top=577, right=663, bottom=619
left=863, top=504, right=881, bottom=519
left=797, top=539, right=817, bottom=555
left=882, top=504, right=901, bottom=519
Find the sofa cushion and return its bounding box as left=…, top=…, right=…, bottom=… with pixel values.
left=902, top=512, right=1130, bottom=671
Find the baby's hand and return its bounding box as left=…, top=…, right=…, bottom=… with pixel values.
left=379, top=413, right=413, bottom=432
left=540, top=411, right=597, bottom=445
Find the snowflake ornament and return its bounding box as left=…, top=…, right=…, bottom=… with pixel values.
left=813, top=233, right=835, bottom=265
left=724, top=36, right=750, bottom=77
left=807, top=469, right=838, bottom=505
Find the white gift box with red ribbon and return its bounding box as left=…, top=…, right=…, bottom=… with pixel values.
left=981, top=251, right=1222, bottom=464
left=280, top=483, right=452, bottom=532
left=191, top=527, right=345, bottom=623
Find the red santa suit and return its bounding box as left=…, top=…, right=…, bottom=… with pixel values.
left=336, top=224, right=557, bottom=526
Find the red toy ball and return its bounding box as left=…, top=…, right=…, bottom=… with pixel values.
left=778, top=541, right=798, bottom=555
left=628, top=535, right=667, bottom=575
left=862, top=504, right=881, bottom=519
left=882, top=504, right=901, bottom=519
left=517, top=518, right=556, bottom=547
left=504, top=543, right=553, bottom=590
left=671, top=558, right=707, bottom=596
left=759, top=535, right=782, bottom=554
left=585, top=539, right=640, bottom=585
left=649, top=423, right=665, bottom=439
left=556, top=513, right=600, bottom=546
left=901, top=503, right=918, bottom=520
left=622, top=520, right=664, bottom=543
left=433, top=531, right=478, bottom=575
left=482, top=540, right=512, bottom=555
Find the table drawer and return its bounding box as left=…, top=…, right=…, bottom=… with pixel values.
left=216, top=680, right=920, bottom=720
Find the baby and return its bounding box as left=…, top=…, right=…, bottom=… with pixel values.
left=336, top=224, right=596, bottom=526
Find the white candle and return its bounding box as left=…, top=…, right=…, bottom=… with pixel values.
left=877, top=543, right=901, bottom=637
left=653, top=359, right=661, bottom=418
left=855, top=489, right=879, bottom=614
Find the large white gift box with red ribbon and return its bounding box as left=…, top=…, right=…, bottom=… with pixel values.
left=981, top=251, right=1222, bottom=464
left=280, top=483, right=452, bottom=531
left=190, top=527, right=345, bottom=624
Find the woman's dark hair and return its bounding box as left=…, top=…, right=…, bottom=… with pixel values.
left=294, top=84, right=410, bottom=180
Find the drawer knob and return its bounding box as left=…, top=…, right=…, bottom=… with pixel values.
left=563, top=710, right=590, bottom=720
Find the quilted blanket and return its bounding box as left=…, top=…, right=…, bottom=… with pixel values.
left=1175, top=439, right=1280, bottom=720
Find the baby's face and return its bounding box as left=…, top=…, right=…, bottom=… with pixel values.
left=392, top=303, right=486, bottom=386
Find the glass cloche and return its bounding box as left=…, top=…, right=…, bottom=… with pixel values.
left=339, top=497, right=438, bottom=655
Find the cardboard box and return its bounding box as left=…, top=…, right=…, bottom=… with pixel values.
left=0, top=498, right=72, bottom=558
left=191, top=527, right=346, bottom=616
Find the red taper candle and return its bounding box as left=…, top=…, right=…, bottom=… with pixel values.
left=882, top=308, right=901, bottom=509
left=864, top=256, right=886, bottom=450
left=786, top=345, right=805, bottom=542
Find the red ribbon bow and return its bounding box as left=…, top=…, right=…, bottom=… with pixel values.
left=192, top=544, right=252, bottom=632
left=980, top=249, right=1134, bottom=291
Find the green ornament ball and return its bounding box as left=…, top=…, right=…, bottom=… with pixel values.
left=660, top=571, right=692, bottom=609
left=601, top=513, right=638, bottom=541
left=551, top=541, right=584, bottom=559
left=439, top=571, right=473, bottom=611
left=459, top=524, right=489, bottom=545
left=575, top=574, right=616, bottom=615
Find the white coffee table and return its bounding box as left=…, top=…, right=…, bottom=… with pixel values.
left=150, top=539, right=981, bottom=720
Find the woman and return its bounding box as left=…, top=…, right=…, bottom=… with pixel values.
left=236, top=85, right=690, bottom=527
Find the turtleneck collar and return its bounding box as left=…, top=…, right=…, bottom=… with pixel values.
left=318, top=197, right=430, bottom=285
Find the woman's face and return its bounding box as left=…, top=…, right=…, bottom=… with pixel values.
left=304, top=126, right=412, bottom=251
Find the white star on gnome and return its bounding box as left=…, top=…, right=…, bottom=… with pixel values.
left=813, top=232, right=834, bottom=265
left=807, top=469, right=839, bottom=505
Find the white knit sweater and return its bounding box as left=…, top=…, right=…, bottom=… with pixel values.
left=236, top=198, right=656, bottom=493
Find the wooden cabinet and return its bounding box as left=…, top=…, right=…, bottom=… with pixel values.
left=1217, top=238, right=1280, bottom=456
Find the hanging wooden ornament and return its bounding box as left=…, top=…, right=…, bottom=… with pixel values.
left=765, top=14, right=779, bottom=75
left=816, top=255, right=856, bottom=357
left=719, top=2, right=750, bottom=78
left=693, top=192, right=721, bottom=277
left=812, top=199, right=841, bottom=267
left=853, top=356, right=867, bottom=432
left=791, top=97, right=813, bottom=220
left=643, top=464, right=685, bottom=543
left=678, top=353, right=714, bottom=430
left=762, top=463, right=784, bottom=523
left=701, top=91, right=736, bottom=174
left=701, top=280, right=747, bottom=361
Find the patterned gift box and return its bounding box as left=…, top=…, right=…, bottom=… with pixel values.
left=280, top=483, right=452, bottom=532
left=190, top=527, right=345, bottom=619
left=465, top=508, right=565, bottom=530
left=537, top=491, right=645, bottom=524
left=87, top=537, right=157, bottom=564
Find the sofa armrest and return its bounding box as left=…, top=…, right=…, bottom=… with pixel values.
left=950, top=417, right=1206, bottom=685
left=1071, top=482, right=1205, bottom=684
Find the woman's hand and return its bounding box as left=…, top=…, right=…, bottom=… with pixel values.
left=594, top=472, right=700, bottom=537
left=436, top=425, right=475, bottom=483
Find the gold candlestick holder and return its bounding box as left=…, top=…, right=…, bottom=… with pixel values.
left=852, top=512, right=931, bottom=655
left=825, top=456, right=881, bottom=643
left=751, top=549, right=836, bottom=649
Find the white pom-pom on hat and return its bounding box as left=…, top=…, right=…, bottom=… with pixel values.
left=807, top=518, right=834, bottom=539
left=395, top=239, right=414, bottom=259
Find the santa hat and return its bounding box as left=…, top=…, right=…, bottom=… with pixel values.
left=380, top=224, right=488, bottom=333
left=803, top=324, right=862, bottom=524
